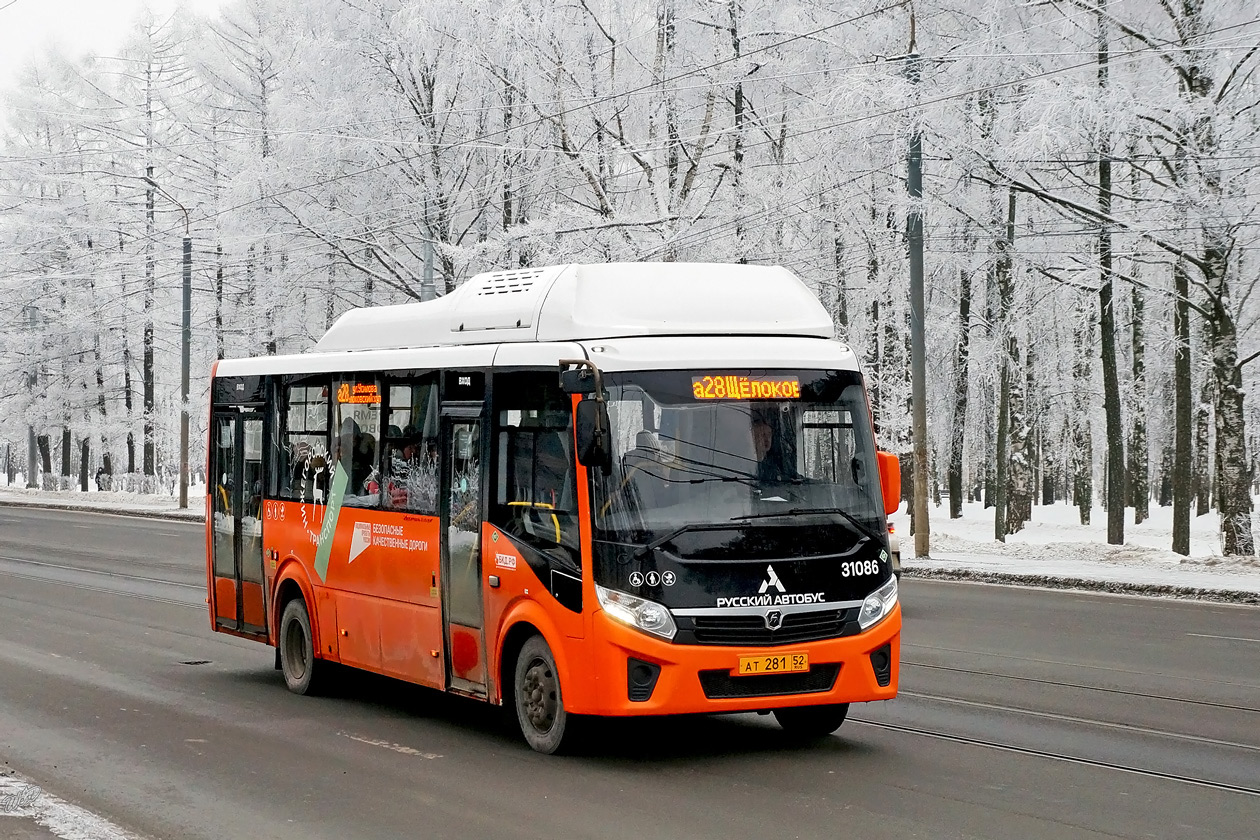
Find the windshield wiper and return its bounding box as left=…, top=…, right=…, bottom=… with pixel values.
left=632, top=522, right=742, bottom=559
left=730, top=506, right=884, bottom=545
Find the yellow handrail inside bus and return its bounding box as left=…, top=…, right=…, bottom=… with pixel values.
left=508, top=501, right=562, bottom=543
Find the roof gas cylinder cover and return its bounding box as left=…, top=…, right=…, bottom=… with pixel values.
left=447, top=266, right=559, bottom=332
left=535, top=263, right=834, bottom=341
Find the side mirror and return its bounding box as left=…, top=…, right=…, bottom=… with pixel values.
left=560, top=366, right=598, bottom=395
left=877, top=451, right=901, bottom=515
left=575, top=398, right=612, bottom=475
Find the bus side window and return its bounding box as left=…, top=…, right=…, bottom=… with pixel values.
left=280, top=377, right=331, bottom=504
left=333, top=377, right=383, bottom=508
left=380, top=375, right=440, bottom=515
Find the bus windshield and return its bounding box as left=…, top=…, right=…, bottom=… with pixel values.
left=591, top=369, right=885, bottom=555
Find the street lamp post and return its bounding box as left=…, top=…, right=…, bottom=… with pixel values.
left=143, top=177, right=192, bottom=510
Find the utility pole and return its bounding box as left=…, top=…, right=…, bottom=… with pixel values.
left=181, top=233, right=192, bottom=508
left=26, top=306, right=38, bottom=489
left=904, top=14, right=931, bottom=559
left=144, top=176, right=192, bottom=509
left=420, top=199, right=437, bottom=302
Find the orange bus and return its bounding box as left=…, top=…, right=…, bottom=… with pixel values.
left=207, top=262, right=902, bottom=753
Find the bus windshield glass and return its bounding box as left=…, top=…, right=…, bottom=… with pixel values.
left=591, top=369, right=884, bottom=555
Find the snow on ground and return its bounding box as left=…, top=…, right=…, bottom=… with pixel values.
left=0, top=481, right=204, bottom=520
left=893, top=499, right=1260, bottom=595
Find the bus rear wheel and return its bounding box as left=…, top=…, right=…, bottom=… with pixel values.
left=773, top=703, right=849, bottom=737
left=279, top=598, right=326, bottom=696
left=514, top=636, right=570, bottom=754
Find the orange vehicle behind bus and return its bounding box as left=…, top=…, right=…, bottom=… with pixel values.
left=207, top=262, right=902, bottom=753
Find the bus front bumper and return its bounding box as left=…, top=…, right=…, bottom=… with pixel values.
left=580, top=603, right=901, bottom=716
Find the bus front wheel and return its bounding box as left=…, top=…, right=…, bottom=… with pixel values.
left=513, top=636, right=570, bottom=754
left=279, top=598, right=326, bottom=695
left=773, top=703, right=849, bottom=737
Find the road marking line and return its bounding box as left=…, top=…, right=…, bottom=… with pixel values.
left=899, top=690, right=1260, bottom=752
left=339, top=732, right=442, bottom=759
left=1187, top=633, right=1260, bottom=643
left=852, top=719, right=1260, bottom=797
left=0, top=568, right=199, bottom=609
left=0, top=556, right=202, bottom=589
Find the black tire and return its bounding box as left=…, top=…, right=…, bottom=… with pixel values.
left=773, top=703, right=850, bottom=737
left=279, top=598, right=326, bottom=696
left=513, top=635, right=570, bottom=754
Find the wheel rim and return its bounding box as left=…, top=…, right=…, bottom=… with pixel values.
left=521, top=657, right=558, bottom=734
left=283, top=617, right=308, bottom=682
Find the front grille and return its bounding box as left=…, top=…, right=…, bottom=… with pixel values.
left=685, top=608, right=856, bottom=646
left=698, top=664, right=841, bottom=699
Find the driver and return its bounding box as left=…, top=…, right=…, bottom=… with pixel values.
left=751, top=416, right=800, bottom=483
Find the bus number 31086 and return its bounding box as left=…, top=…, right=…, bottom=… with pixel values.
left=840, top=560, right=880, bottom=577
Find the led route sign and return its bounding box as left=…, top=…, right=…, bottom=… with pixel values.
left=337, top=382, right=381, bottom=404
left=691, top=375, right=801, bottom=400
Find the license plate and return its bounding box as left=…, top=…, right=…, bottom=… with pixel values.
left=736, top=651, right=809, bottom=676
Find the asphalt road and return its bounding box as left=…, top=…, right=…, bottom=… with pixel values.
left=0, top=506, right=1257, bottom=840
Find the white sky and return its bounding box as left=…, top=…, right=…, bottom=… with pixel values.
left=0, top=0, right=227, bottom=89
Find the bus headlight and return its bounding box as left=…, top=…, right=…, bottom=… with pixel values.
left=858, top=575, right=899, bottom=631
left=596, top=585, right=677, bottom=640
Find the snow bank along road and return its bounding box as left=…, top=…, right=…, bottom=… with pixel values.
left=0, top=506, right=1256, bottom=840
left=892, top=500, right=1260, bottom=602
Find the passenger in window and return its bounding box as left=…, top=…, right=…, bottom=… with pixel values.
left=335, top=418, right=379, bottom=506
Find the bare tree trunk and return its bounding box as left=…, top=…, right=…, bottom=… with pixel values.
left=1129, top=281, right=1149, bottom=523
left=947, top=265, right=972, bottom=519
left=37, top=436, right=54, bottom=490
left=1128, top=137, right=1150, bottom=524
left=832, top=220, right=848, bottom=339
left=123, top=340, right=136, bottom=475
left=728, top=0, right=745, bottom=260
left=1006, top=340, right=1032, bottom=534
left=993, top=189, right=1016, bottom=540
left=143, top=64, right=156, bottom=486
left=1171, top=259, right=1192, bottom=553
left=216, top=243, right=226, bottom=359
left=866, top=295, right=881, bottom=432
left=79, top=439, right=89, bottom=492
left=1193, top=377, right=1212, bottom=514
left=1073, top=305, right=1094, bottom=525
left=995, top=360, right=1010, bottom=541
left=60, top=428, right=72, bottom=490
left=1205, top=241, right=1255, bottom=555
left=1097, top=1, right=1125, bottom=544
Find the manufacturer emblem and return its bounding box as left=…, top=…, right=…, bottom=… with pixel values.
left=765, top=610, right=783, bottom=630
left=758, top=564, right=786, bottom=594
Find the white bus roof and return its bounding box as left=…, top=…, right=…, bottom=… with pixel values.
left=213, top=336, right=860, bottom=379
left=314, top=262, right=834, bottom=353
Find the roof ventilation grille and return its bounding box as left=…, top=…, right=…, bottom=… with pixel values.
left=475, top=268, right=546, bottom=296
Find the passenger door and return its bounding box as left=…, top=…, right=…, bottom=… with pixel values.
left=210, top=410, right=269, bottom=638
left=440, top=412, right=488, bottom=695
